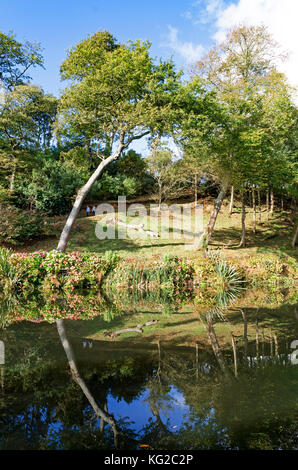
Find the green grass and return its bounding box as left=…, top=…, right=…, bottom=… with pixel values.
left=14, top=198, right=297, bottom=269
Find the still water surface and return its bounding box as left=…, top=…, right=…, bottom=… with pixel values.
left=0, top=289, right=298, bottom=450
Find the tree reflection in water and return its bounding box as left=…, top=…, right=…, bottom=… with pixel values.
left=0, top=282, right=297, bottom=450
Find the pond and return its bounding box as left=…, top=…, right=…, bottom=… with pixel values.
left=0, top=286, right=298, bottom=450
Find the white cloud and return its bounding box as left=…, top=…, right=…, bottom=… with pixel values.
left=163, top=25, right=205, bottom=64
left=196, top=0, right=226, bottom=24
left=183, top=0, right=226, bottom=25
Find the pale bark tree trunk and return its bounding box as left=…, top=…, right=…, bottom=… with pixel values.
left=269, top=330, right=273, bottom=357
left=273, top=333, right=278, bottom=357
left=9, top=159, right=16, bottom=192
left=281, top=195, right=284, bottom=212
left=205, top=314, right=225, bottom=370
left=252, top=188, right=256, bottom=234
left=205, top=180, right=229, bottom=247
left=241, top=309, right=248, bottom=361
left=149, top=401, right=169, bottom=435
left=229, top=185, right=234, bottom=215
left=56, top=319, right=119, bottom=447
left=239, top=192, right=246, bottom=247
left=231, top=334, right=238, bottom=378
left=57, top=143, right=124, bottom=252
left=256, top=319, right=259, bottom=361
left=100, top=401, right=108, bottom=432
left=257, top=190, right=261, bottom=223
left=194, top=173, right=198, bottom=207
left=261, top=328, right=265, bottom=357
left=195, top=342, right=199, bottom=380
left=266, top=190, right=269, bottom=220
left=270, top=189, right=274, bottom=216
left=292, top=226, right=298, bottom=248
left=158, top=181, right=162, bottom=211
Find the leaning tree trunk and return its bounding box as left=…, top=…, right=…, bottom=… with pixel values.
left=229, top=185, right=234, bottom=216
left=56, top=319, right=119, bottom=447
left=239, top=192, right=246, bottom=247
left=205, top=180, right=229, bottom=247
left=292, top=225, right=298, bottom=248
left=57, top=145, right=124, bottom=252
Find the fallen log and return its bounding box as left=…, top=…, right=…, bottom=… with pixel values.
left=105, top=217, right=158, bottom=238
left=104, top=320, right=158, bottom=339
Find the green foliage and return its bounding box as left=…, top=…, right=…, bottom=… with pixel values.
left=0, top=250, right=120, bottom=296
left=58, top=32, right=183, bottom=163
left=147, top=147, right=192, bottom=203
left=88, top=150, right=149, bottom=199
left=0, top=185, right=11, bottom=203
left=0, top=247, right=13, bottom=278
left=0, top=30, right=44, bottom=90
left=89, top=173, right=142, bottom=200
left=0, top=85, right=57, bottom=154
left=214, top=259, right=245, bottom=286
left=112, top=150, right=148, bottom=178
left=105, top=254, right=194, bottom=292
left=184, top=25, right=297, bottom=198
left=60, top=30, right=118, bottom=82
left=0, top=205, right=49, bottom=245
left=16, top=159, right=83, bottom=215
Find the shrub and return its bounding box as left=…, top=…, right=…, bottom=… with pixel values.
left=89, top=173, right=142, bottom=200
left=6, top=250, right=120, bottom=295
left=0, top=247, right=22, bottom=295
left=0, top=205, right=50, bottom=245
left=15, top=160, right=83, bottom=215
left=105, top=254, right=194, bottom=291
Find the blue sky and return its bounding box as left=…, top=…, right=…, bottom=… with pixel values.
left=0, top=0, right=298, bottom=94
left=1, top=0, right=296, bottom=97
left=0, top=0, right=212, bottom=95
left=1, top=0, right=296, bottom=154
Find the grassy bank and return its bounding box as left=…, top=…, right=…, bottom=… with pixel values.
left=12, top=199, right=296, bottom=258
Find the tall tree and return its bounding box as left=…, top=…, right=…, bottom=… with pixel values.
left=0, top=85, right=57, bottom=191
left=189, top=25, right=296, bottom=246
left=56, top=32, right=183, bottom=252
left=0, top=31, right=43, bottom=90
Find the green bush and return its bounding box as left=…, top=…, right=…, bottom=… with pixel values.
left=105, top=254, right=194, bottom=291
left=89, top=173, right=142, bottom=200
left=4, top=250, right=120, bottom=295
left=0, top=205, right=50, bottom=245
left=15, top=160, right=83, bottom=215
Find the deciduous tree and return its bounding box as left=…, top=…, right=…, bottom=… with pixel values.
left=56, top=32, right=183, bottom=251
